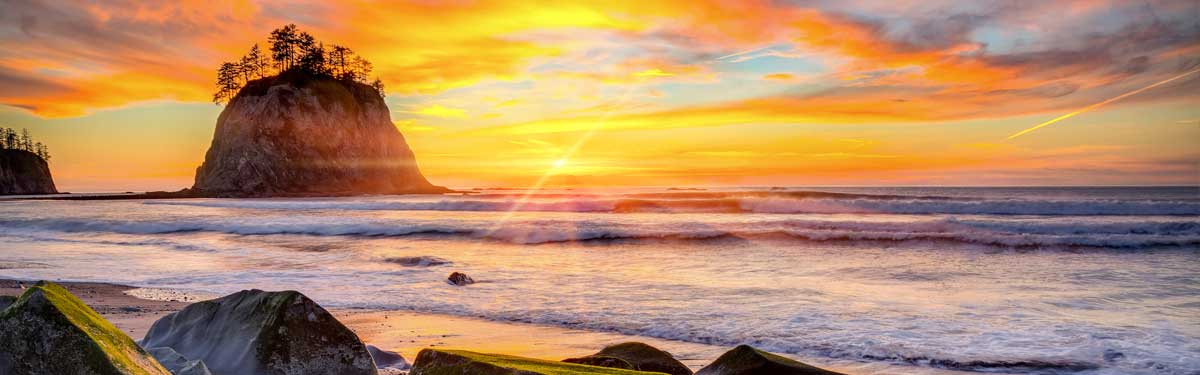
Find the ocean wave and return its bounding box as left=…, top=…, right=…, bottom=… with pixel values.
left=144, top=195, right=1200, bottom=216
left=3, top=217, right=1197, bottom=249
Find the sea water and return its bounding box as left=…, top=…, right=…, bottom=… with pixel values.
left=1, top=186, right=1197, bottom=374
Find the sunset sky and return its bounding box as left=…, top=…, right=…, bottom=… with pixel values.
left=1, top=0, right=1198, bottom=191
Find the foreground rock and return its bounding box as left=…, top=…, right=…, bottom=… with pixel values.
left=411, top=349, right=667, bottom=375
left=0, top=281, right=169, bottom=374
left=696, top=345, right=844, bottom=375
left=565, top=342, right=692, bottom=375
left=0, top=295, right=14, bottom=311
left=141, top=289, right=376, bottom=375
left=0, top=149, right=57, bottom=195
left=192, top=71, right=445, bottom=197
left=448, top=272, right=475, bottom=286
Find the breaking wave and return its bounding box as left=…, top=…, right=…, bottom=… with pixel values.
left=3, top=216, right=1197, bottom=249
left=144, top=194, right=1200, bottom=216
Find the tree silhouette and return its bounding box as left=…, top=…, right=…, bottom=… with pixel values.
left=20, top=128, right=31, bottom=152
left=268, top=24, right=300, bottom=71
left=1, top=127, right=51, bottom=161
left=1, top=128, right=13, bottom=149
left=213, top=24, right=387, bottom=103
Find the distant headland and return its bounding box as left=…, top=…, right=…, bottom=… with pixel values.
left=0, top=127, right=57, bottom=195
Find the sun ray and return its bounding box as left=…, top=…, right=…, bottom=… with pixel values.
left=1007, top=67, right=1200, bottom=140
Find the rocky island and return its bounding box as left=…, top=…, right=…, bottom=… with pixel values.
left=191, top=24, right=444, bottom=197
left=0, top=127, right=57, bottom=195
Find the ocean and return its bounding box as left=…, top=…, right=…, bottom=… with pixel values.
left=1, top=186, right=1197, bottom=374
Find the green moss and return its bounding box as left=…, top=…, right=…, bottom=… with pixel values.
left=3, top=281, right=169, bottom=374
left=417, top=349, right=668, bottom=375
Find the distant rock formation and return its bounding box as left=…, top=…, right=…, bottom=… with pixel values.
left=192, top=71, right=445, bottom=197
left=0, top=281, right=170, bottom=375
left=0, top=149, right=57, bottom=195
left=141, top=289, right=377, bottom=375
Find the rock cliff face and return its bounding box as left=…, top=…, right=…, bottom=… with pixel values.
left=193, top=73, right=444, bottom=197
left=0, top=149, right=57, bottom=195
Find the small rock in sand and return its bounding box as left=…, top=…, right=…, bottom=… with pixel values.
left=447, top=272, right=475, bottom=286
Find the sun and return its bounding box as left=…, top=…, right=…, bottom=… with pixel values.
left=552, top=158, right=568, bottom=169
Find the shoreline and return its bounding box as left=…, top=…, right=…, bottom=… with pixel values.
left=0, top=277, right=926, bottom=375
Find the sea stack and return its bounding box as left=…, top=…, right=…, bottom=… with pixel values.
left=192, top=71, right=444, bottom=197
left=0, top=149, right=57, bottom=195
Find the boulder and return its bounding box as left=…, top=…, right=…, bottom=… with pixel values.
left=448, top=272, right=475, bottom=286
left=696, top=345, right=844, bottom=375
left=566, top=342, right=691, bottom=375
left=0, top=295, right=15, bottom=311
left=411, top=349, right=667, bottom=375
left=146, top=347, right=213, bottom=375
left=0, top=149, right=57, bottom=195
left=367, top=344, right=411, bottom=370
left=192, top=71, right=445, bottom=197
left=0, top=281, right=170, bottom=375
left=140, top=289, right=376, bottom=375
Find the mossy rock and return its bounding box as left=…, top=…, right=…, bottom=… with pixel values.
left=564, top=356, right=635, bottom=370
left=696, top=345, right=844, bottom=375
left=411, top=348, right=670, bottom=375
left=141, top=289, right=376, bottom=375
left=0, top=281, right=170, bottom=375
left=566, top=342, right=692, bottom=375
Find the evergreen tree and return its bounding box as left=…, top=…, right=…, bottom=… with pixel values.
left=299, top=41, right=327, bottom=75
left=20, top=128, right=31, bottom=152
left=268, top=24, right=299, bottom=71
left=352, top=56, right=372, bottom=81
left=214, top=62, right=240, bottom=104
left=371, top=78, right=386, bottom=97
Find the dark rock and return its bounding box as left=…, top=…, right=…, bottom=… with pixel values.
left=140, top=289, right=376, bottom=375
left=696, top=345, right=843, bottom=375
left=569, top=342, right=691, bottom=375
left=192, top=72, right=446, bottom=197
left=0, top=149, right=57, bottom=195
left=410, top=348, right=663, bottom=374
left=0, top=281, right=170, bottom=374
left=448, top=272, right=475, bottom=286
left=367, top=344, right=411, bottom=370
left=0, top=295, right=15, bottom=311
left=563, top=355, right=636, bottom=370
left=146, top=346, right=213, bottom=375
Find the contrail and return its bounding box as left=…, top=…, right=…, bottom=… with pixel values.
left=1007, top=67, right=1200, bottom=140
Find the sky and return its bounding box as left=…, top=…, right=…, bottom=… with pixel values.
left=1, top=0, right=1198, bottom=191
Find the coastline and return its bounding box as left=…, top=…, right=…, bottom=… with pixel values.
left=0, top=277, right=926, bottom=375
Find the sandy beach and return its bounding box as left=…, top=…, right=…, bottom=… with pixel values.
left=0, top=278, right=882, bottom=374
